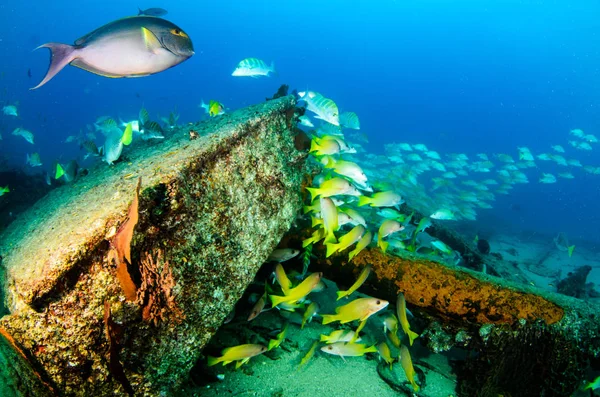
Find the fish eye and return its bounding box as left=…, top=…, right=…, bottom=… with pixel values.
left=376, top=300, right=381, bottom=305
left=327, top=346, right=333, bottom=350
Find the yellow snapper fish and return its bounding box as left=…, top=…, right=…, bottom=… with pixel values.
left=320, top=197, right=339, bottom=244
left=207, top=343, right=267, bottom=369
left=32, top=16, right=194, bottom=89
left=378, top=220, right=405, bottom=253
left=358, top=190, right=403, bottom=207
left=348, top=230, right=372, bottom=261
left=312, top=212, right=352, bottom=229
left=310, top=136, right=341, bottom=156
left=301, top=302, right=320, bottom=329
left=302, top=228, right=325, bottom=248
left=326, top=225, right=365, bottom=258
left=273, top=263, right=293, bottom=294
left=306, top=177, right=361, bottom=201
left=320, top=329, right=361, bottom=344
left=377, top=341, right=394, bottom=369
left=270, top=272, right=323, bottom=307
left=297, top=340, right=319, bottom=370
left=298, top=91, right=340, bottom=126
left=268, top=323, right=288, bottom=351
left=338, top=207, right=367, bottom=227
left=400, top=345, right=419, bottom=392
left=322, top=157, right=369, bottom=188
left=397, top=293, right=418, bottom=346
left=232, top=57, right=275, bottom=77
left=322, top=297, right=389, bottom=325
left=336, top=264, right=371, bottom=300
left=321, top=342, right=377, bottom=360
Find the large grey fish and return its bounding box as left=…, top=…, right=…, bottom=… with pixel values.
left=32, top=16, right=194, bottom=90
left=138, top=7, right=168, bottom=17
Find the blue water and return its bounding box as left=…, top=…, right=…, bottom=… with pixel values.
left=1, top=0, right=599, bottom=242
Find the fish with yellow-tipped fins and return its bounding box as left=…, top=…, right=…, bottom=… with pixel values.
left=297, top=340, right=319, bottom=370
left=270, top=272, right=323, bottom=307
left=268, top=323, right=288, bottom=351
left=326, top=225, right=365, bottom=258
left=310, top=136, right=341, bottom=156
left=336, top=264, right=371, bottom=300
left=273, top=263, right=293, bottom=294
left=320, top=197, right=338, bottom=244
left=377, top=341, right=394, bottom=369
left=322, top=297, right=388, bottom=325
left=378, top=220, right=405, bottom=253
left=302, top=228, right=325, bottom=248
left=321, top=342, right=377, bottom=359
left=207, top=344, right=267, bottom=369
left=301, top=302, right=320, bottom=329
left=397, top=293, right=418, bottom=346
left=357, top=191, right=403, bottom=207
left=306, top=177, right=361, bottom=201
left=348, top=230, right=372, bottom=261
left=400, top=345, right=419, bottom=391
left=320, top=329, right=360, bottom=344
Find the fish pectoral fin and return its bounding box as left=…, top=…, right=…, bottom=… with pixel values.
left=141, top=27, right=162, bottom=54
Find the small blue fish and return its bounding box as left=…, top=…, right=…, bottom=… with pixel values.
left=138, top=7, right=168, bottom=17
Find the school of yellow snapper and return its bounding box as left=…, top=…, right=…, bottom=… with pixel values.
left=206, top=92, right=423, bottom=392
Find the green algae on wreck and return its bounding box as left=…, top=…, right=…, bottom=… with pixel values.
left=0, top=95, right=307, bottom=395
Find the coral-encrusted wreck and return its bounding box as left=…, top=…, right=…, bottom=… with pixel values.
left=0, top=96, right=306, bottom=396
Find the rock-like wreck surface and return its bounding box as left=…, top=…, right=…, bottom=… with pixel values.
left=0, top=96, right=305, bottom=395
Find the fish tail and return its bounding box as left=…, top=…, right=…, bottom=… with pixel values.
left=335, top=290, right=347, bottom=301
left=306, top=187, right=319, bottom=202
left=323, top=230, right=337, bottom=245
left=270, top=294, right=286, bottom=308
left=326, top=242, right=338, bottom=258
left=55, top=163, right=65, bottom=180
left=301, top=237, right=314, bottom=248
left=31, top=43, right=77, bottom=90
left=321, top=314, right=337, bottom=325
left=379, top=239, right=389, bottom=254
left=347, top=248, right=358, bottom=262
left=408, top=330, right=419, bottom=346
left=357, top=196, right=371, bottom=207
left=309, top=139, right=320, bottom=153
left=311, top=216, right=322, bottom=228
left=366, top=344, right=378, bottom=354
left=138, top=7, right=143, bottom=15
left=121, top=123, right=133, bottom=145
left=568, top=245, right=575, bottom=257
left=270, top=61, right=277, bottom=76
left=206, top=356, right=221, bottom=366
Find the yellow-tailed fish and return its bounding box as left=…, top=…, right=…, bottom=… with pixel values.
left=310, top=136, right=340, bottom=156
left=397, top=293, right=418, bottom=346
left=348, top=230, right=372, bottom=261
left=319, top=329, right=360, bottom=344
left=383, top=314, right=399, bottom=334
left=278, top=301, right=305, bottom=312
left=319, top=197, right=339, bottom=244
left=336, top=264, right=371, bottom=300
left=326, top=225, right=365, bottom=258
left=297, top=340, right=319, bottom=370
left=386, top=329, right=401, bottom=349
left=321, top=342, right=377, bottom=360
left=301, top=302, right=320, bottom=329
left=400, top=345, right=419, bottom=392
left=377, top=341, right=394, bottom=369
left=312, top=212, right=352, bottom=229
left=323, top=158, right=368, bottom=187
left=338, top=207, right=367, bottom=227
left=207, top=344, right=267, bottom=369
left=322, top=297, right=389, bottom=325
left=378, top=220, right=405, bottom=253
left=270, top=272, right=323, bottom=307
left=306, top=177, right=361, bottom=201
left=357, top=191, right=403, bottom=207
left=302, top=228, right=325, bottom=248
left=247, top=292, right=267, bottom=321
left=274, top=263, right=293, bottom=294
left=267, top=323, right=288, bottom=351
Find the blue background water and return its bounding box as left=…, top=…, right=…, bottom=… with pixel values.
left=0, top=0, right=599, bottom=244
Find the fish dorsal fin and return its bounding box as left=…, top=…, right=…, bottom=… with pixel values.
left=141, top=27, right=161, bottom=53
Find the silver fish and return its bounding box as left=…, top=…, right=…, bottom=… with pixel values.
left=32, top=16, right=194, bottom=89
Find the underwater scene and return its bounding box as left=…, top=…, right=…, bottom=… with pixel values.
left=0, top=1, right=599, bottom=396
